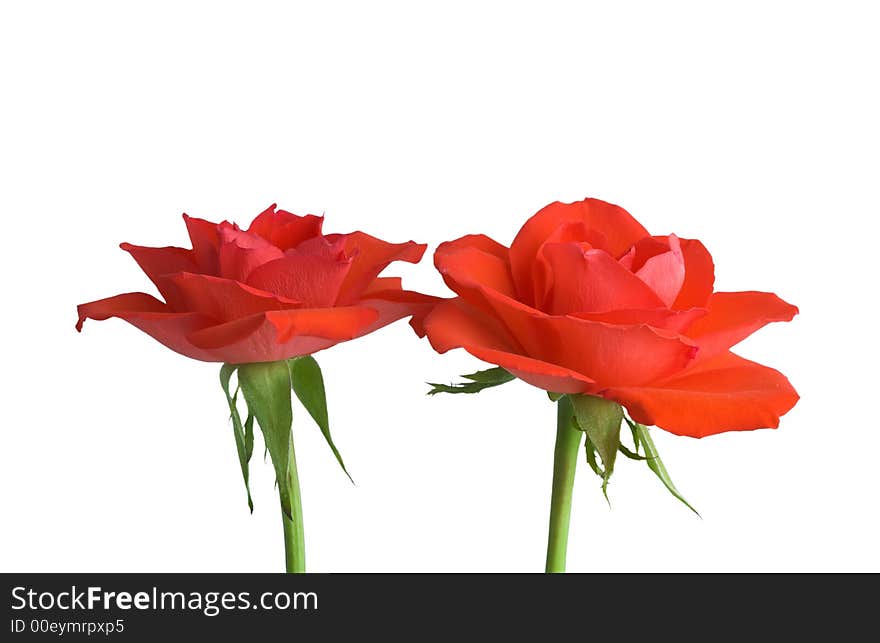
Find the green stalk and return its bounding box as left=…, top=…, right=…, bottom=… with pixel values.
left=281, top=436, right=305, bottom=573
left=545, top=396, right=583, bottom=573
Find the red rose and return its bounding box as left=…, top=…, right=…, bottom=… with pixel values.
left=422, top=198, right=799, bottom=437
left=78, top=205, right=436, bottom=363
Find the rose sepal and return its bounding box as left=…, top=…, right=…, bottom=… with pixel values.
left=219, top=354, right=351, bottom=573
left=427, top=366, right=515, bottom=395
left=569, top=394, right=624, bottom=500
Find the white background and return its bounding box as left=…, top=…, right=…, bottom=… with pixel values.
left=2, top=1, right=877, bottom=572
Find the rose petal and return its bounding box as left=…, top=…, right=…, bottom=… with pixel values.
left=217, top=224, right=284, bottom=283
left=509, top=199, right=649, bottom=304
left=545, top=314, right=697, bottom=387
left=169, top=272, right=301, bottom=323
left=606, top=351, right=799, bottom=437
left=247, top=204, right=324, bottom=250
left=634, top=234, right=686, bottom=306
left=293, top=234, right=348, bottom=260
left=455, top=285, right=698, bottom=387
left=423, top=298, right=596, bottom=393
left=76, top=292, right=216, bottom=360
left=531, top=221, right=602, bottom=305
left=618, top=236, right=670, bottom=272
left=183, top=214, right=221, bottom=274
left=185, top=306, right=379, bottom=362
left=537, top=243, right=664, bottom=314
left=439, top=233, right=510, bottom=260
left=245, top=204, right=280, bottom=238
left=686, top=291, right=799, bottom=359
left=357, top=277, right=443, bottom=334
left=435, top=236, right=517, bottom=298
left=358, top=288, right=443, bottom=337
left=570, top=307, right=707, bottom=334
left=77, top=292, right=169, bottom=331
left=119, top=244, right=196, bottom=281
left=246, top=247, right=353, bottom=308
left=672, top=238, right=715, bottom=310
left=335, top=232, right=427, bottom=304
left=423, top=298, right=518, bottom=353
left=265, top=307, right=380, bottom=344
left=361, top=277, right=402, bottom=296
left=469, top=345, right=598, bottom=394
left=119, top=242, right=197, bottom=309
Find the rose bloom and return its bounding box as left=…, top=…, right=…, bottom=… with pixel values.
left=77, top=205, right=436, bottom=363
left=422, top=198, right=799, bottom=437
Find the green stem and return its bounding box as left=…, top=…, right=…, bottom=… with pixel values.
left=545, top=396, right=583, bottom=573
left=282, top=435, right=305, bottom=573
